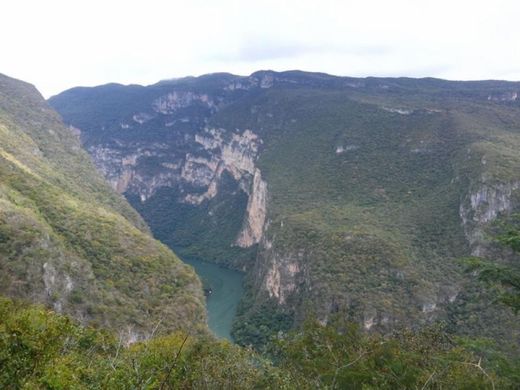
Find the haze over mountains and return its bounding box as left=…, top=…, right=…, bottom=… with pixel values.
left=48, top=70, right=520, bottom=347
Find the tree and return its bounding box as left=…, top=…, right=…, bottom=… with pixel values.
left=464, top=224, right=520, bottom=314
left=271, top=315, right=509, bottom=389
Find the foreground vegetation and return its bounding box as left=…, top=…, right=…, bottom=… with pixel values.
left=0, top=297, right=285, bottom=389
left=273, top=317, right=520, bottom=389
left=4, top=220, right=520, bottom=387
left=1, top=296, right=518, bottom=389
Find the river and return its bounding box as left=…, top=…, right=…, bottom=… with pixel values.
left=183, top=258, right=244, bottom=341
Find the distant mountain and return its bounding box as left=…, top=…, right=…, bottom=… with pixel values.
left=50, top=70, right=520, bottom=347
left=0, top=73, right=206, bottom=341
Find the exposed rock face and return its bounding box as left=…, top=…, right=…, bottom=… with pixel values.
left=152, top=91, right=216, bottom=114
left=40, top=257, right=98, bottom=320
left=264, top=256, right=300, bottom=304
left=88, top=144, right=179, bottom=202
left=236, top=169, right=267, bottom=247
left=188, top=128, right=263, bottom=199
left=381, top=106, right=413, bottom=115
left=460, top=181, right=520, bottom=255
left=364, top=316, right=375, bottom=330
left=487, top=91, right=518, bottom=102
left=86, top=125, right=267, bottom=249
left=257, top=241, right=303, bottom=305
left=181, top=128, right=269, bottom=246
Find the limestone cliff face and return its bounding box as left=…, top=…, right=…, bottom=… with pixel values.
left=88, top=144, right=179, bottom=202
left=460, top=181, right=520, bottom=256
left=87, top=125, right=268, bottom=249
left=49, top=75, right=289, bottom=269
left=236, top=169, right=267, bottom=247
left=152, top=91, right=216, bottom=114
left=187, top=129, right=262, bottom=200
left=261, top=246, right=302, bottom=305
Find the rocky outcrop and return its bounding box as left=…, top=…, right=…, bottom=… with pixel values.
left=381, top=106, right=413, bottom=115
left=88, top=145, right=180, bottom=201
left=460, top=181, right=520, bottom=255
left=152, top=91, right=216, bottom=114
left=262, top=247, right=303, bottom=305
left=181, top=154, right=219, bottom=187
left=132, top=112, right=155, bottom=124
left=236, top=169, right=267, bottom=247
left=487, top=91, right=518, bottom=102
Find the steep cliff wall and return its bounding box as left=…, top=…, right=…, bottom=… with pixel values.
left=460, top=181, right=520, bottom=256
left=86, top=125, right=268, bottom=261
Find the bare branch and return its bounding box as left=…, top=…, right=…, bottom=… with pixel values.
left=461, top=358, right=495, bottom=390
left=331, top=350, right=368, bottom=389
left=159, top=333, right=190, bottom=390
left=110, top=332, right=124, bottom=371
left=421, top=371, right=436, bottom=390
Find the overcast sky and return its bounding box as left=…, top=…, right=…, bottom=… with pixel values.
left=2, top=0, right=519, bottom=98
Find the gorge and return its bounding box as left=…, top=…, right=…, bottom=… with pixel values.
left=1, top=69, right=519, bottom=387
left=48, top=70, right=520, bottom=348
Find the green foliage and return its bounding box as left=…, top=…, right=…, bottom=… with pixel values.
left=464, top=257, right=520, bottom=314
left=2, top=297, right=518, bottom=389
left=272, top=315, right=519, bottom=389
left=232, top=287, right=294, bottom=350
left=464, top=217, right=520, bottom=314
left=498, top=228, right=520, bottom=252
left=0, top=297, right=115, bottom=389
left=0, top=73, right=205, bottom=336
left=0, top=297, right=289, bottom=389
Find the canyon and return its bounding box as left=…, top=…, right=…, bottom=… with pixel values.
left=49, top=71, right=520, bottom=346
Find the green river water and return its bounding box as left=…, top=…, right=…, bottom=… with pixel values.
left=183, top=258, right=244, bottom=341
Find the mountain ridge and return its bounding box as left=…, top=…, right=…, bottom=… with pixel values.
left=49, top=70, right=520, bottom=101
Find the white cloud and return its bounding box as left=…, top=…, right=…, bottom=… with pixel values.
left=1, top=0, right=519, bottom=97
